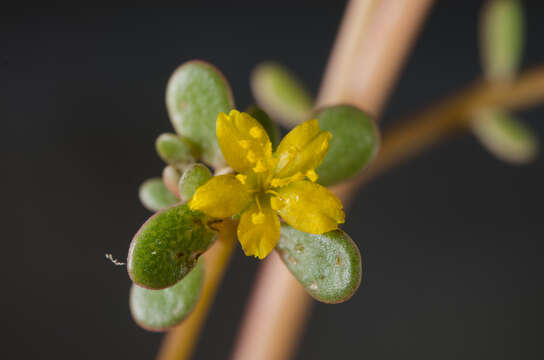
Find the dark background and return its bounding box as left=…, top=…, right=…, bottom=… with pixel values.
left=2, top=1, right=543, bottom=359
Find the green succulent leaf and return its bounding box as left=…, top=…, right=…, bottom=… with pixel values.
left=156, top=133, right=196, bottom=166
left=130, top=258, right=205, bottom=331
left=481, top=0, right=524, bottom=81
left=139, top=178, right=179, bottom=212
left=276, top=224, right=362, bottom=303
left=166, top=60, right=234, bottom=167
left=178, top=163, right=213, bottom=202
left=245, top=105, right=281, bottom=149
left=315, top=105, right=380, bottom=186
left=472, top=110, right=539, bottom=164
left=162, top=165, right=182, bottom=198
left=251, top=62, right=313, bottom=128
left=128, top=203, right=218, bottom=289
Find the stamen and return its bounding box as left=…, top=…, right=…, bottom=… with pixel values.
left=255, top=196, right=263, bottom=211
left=306, top=169, right=318, bottom=182
left=253, top=159, right=267, bottom=173
left=236, top=174, right=247, bottom=184
left=270, top=172, right=304, bottom=188
left=250, top=126, right=263, bottom=138
left=266, top=189, right=281, bottom=197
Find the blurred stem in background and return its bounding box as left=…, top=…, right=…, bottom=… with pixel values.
left=157, top=220, right=237, bottom=360
left=156, top=0, right=544, bottom=359
left=231, top=1, right=433, bottom=359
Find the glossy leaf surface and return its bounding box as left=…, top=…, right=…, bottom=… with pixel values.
left=156, top=133, right=196, bottom=166
left=130, top=258, right=204, bottom=331
left=166, top=61, right=234, bottom=167
left=178, top=163, right=213, bottom=202
left=277, top=224, right=362, bottom=303
left=128, top=203, right=218, bottom=289
left=315, top=105, right=379, bottom=186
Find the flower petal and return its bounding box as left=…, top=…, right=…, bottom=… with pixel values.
left=273, top=180, right=345, bottom=234
left=189, top=174, right=251, bottom=218
left=216, top=110, right=274, bottom=173
left=237, top=200, right=280, bottom=259
left=274, top=119, right=331, bottom=180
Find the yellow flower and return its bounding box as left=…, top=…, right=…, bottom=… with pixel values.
left=190, top=110, right=345, bottom=259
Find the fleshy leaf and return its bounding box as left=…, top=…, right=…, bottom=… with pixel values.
left=472, top=110, right=539, bottom=164
left=139, top=178, right=179, bottom=212
left=276, top=224, right=362, bottom=303
left=178, top=163, right=213, bottom=202
left=162, top=166, right=181, bottom=199
left=245, top=105, right=280, bottom=149
left=166, top=60, right=234, bottom=167
left=480, top=0, right=524, bottom=81
left=251, top=62, right=313, bottom=128
left=128, top=203, right=218, bottom=289
left=130, top=258, right=204, bottom=331
left=156, top=133, right=196, bottom=166
left=315, top=105, right=380, bottom=186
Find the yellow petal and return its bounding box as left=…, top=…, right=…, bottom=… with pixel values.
left=274, top=119, right=331, bottom=180
left=274, top=180, right=344, bottom=234
left=189, top=174, right=251, bottom=218
left=237, top=200, right=280, bottom=259
left=216, top=110, right=273, bottom=173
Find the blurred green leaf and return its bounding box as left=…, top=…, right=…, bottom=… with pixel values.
left=481, top=0, right=524, bottom=81
left=472, top=110, right=539, bottom=164
left=251, top=62, right=313, bottom=128
left=166, top=60, right=234, bottom=167
left=156, top=133, right=196, bottom=166
left=245, top=105, right=280, bottom=149
left=315, top=105, right=380, bottom=186
left=130, top=258, right=204, bottom=331
left=178, top=163, right=213, bottom=202
left=277, top=225, right=362, bottom=303
left=139, top=178, right=179, bottom=212
left=128, top=203, right=218, bottom=289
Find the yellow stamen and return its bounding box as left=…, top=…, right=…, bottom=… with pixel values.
left=266, top=189, right=281, bottom=197
left=306, top=169, right=318, bottom=182
left=236, top=174, right=247, bottom=184
left=255, top=195, right=262, bottom=211
left=270, top=172, right=305, bottom=188
left=253, top=159, right=267, bottom=173
left=250, top=126, right=263, bottom=138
